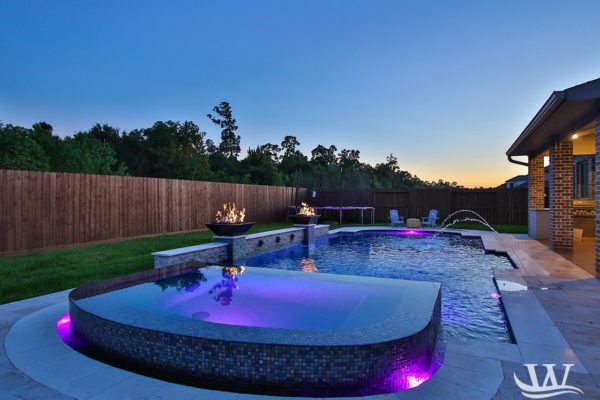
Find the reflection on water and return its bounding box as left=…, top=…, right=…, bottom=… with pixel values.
left=154, top=270, right=207, bottom=293
left=300, top=257, right=318, bottom=273
left=244, top=232, right=515, bottom=342
left=208, top=266, right=245, bottom=306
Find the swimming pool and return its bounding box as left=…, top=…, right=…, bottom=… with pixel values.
left=242, top=230, right=514, bottom=342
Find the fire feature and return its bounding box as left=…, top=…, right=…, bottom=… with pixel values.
left=206, top=202, right=254, bottom=236
left=216, top=202, right=246, bottom=224
left=293, top=202, right=321, bottom=225
left=298, top=202, right=316, bottom=216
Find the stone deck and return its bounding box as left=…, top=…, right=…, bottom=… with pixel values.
left=1, top=229, right=599, bottom=399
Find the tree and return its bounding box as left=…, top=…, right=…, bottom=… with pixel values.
left=310, top=144, right=337, bottom=167
left=0, top=124, right=50, bottom=171
left=278, top=135, right=309, bottom=180
left=86, top=123, right=121, bottom=150
left=281, top=135, right=300, bottom=157
left=241, top=146, right=285, bottom=185
left=138, top=120, right=210, bottom=180
left=279, top=151, right=310, bottom=178
left=338, top=148, right=361, bottom=169
left=0, top=118, right=465, bottom=189
left=60, top=133, right=127, bottom=175
left=205, top=139, right=218, bottom=155
left=207, top=101, right=240, bottom=158
left=385, top=154, right=399, bottom=172
left=208, top=151, right=241, bottom=182
left=258, top=143, right=281, bottom=163
left=29, top=122, right=62, bottom=170
left=118, top=129, right=148, bottom=176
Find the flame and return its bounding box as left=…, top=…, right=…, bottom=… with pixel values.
left=223, top=265, right=245, bottom=278
left=216, top=202, right=246, bottom=224
left=298, top=202, right=316, bottom=216
left=300, top=258, right=318, bottom=273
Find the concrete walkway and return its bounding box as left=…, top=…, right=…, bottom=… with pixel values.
left=1, top=231, right=599, bottom=399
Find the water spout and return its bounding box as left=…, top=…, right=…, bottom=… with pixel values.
left=434, top=210, right=502, bottom=238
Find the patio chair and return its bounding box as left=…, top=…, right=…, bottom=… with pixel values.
left=421, top=209, right=438, bottom=227
left=389, top=209, right=405, bottom=226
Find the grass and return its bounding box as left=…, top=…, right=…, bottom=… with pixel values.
left=0, top=223, right=293, bottom=305
left=0, top=221, right=527, bottom=305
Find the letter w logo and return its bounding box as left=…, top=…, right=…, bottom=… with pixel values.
left=514, top=364, right=584, bottom=399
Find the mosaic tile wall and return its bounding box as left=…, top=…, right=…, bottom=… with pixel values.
left=69, top=287, right=441, bottom=397
left=246, top=229, right=305, bottom=257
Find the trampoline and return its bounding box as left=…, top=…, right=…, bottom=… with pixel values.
left=288, top=205, right=375, bottom=225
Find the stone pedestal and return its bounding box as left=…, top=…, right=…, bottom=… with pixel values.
left=214, top=235, right=247, bottom=262
left=295, top=224, right=316, bottom=245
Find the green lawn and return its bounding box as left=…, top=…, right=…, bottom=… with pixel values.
left=0, top=221, right=527, bottom=305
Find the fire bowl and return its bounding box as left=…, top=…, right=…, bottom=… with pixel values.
left=292, top=215, right=321, bottom=225
left=205, top=222, right=255, bottom=236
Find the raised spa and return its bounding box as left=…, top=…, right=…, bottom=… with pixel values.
left=67, top=263, right=441, bottom=396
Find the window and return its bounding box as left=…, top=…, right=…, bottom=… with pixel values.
left=574, top=158, right=594, bottom=199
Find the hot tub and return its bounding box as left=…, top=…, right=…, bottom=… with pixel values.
left=67, top=262, right=441, bottom=397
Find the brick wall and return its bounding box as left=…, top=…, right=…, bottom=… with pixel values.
left=529, top=153, right=545, bottom=209
left=550, top=139, right=574, bottom=249
left=591, top=167, right=596, bottom=200
left=596, top=116, right=600, bottom=276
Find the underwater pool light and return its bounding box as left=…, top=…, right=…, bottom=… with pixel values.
left=56, top=313, right=72, bottom=343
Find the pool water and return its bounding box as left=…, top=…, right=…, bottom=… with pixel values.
left=242, top=231, right=514, bottom=342
left=74, top=266, right=438, bottom=331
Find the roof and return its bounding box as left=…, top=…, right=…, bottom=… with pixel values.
left=507, top=78, right=600, bottom=157
left=505, top=174, right=528, bottom=184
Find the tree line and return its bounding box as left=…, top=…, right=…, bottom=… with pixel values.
left=0, top=101, right=461, bottom=189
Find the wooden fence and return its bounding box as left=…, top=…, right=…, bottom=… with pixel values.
left=309, top=188, right=528, bottom=225
left=0, top=170, right=306, bottom=256
left=0, top=170, right=528, bottom=256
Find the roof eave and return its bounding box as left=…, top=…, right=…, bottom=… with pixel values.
left=506, top=91, right=566, bottom=157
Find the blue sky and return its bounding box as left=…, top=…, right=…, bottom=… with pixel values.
left=1, top=0, right=600, bottom=187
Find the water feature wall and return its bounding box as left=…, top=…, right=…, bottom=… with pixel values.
left=153, top=225, right=329, bottom=268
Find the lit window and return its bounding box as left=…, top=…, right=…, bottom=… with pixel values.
left=574, top=159, right=593, bottom=199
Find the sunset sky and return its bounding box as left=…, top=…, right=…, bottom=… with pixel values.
left=2, top=0, right=600, bottom=187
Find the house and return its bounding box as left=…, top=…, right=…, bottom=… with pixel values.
left=506, top=77, right=598, bottom=276
left=502, top=174, right=528, bottom=189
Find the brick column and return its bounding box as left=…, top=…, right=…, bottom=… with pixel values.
left=528, top=153, right=545, bottom=209
left=594, top=115, right=600, bottom=278
left=549, top=139, right=574, bottom=249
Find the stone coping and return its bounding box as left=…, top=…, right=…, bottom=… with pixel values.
left=72, top=266, right=441, bottom=346
left=152, top=241, right=227, bottom=257
left=245, top=226, right=305, bottom=240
